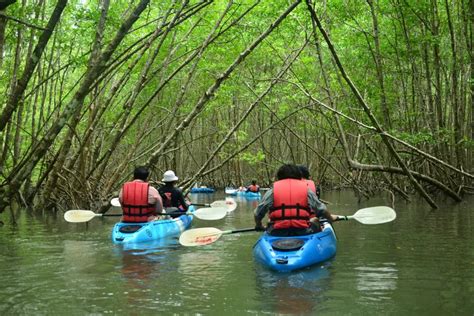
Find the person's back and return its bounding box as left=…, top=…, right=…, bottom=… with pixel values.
left=119, top=166, right=162, bottom=223
left=246, top=180, right=260, bottom=193
left=159, top=170, right=188, bottom=213
left=254, top=164, right=335, bottom=236
left=270, top=177, right=312, bottom=233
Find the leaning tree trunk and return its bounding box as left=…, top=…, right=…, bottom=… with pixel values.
left=0, top=0, right=151, bottom=213
left=145, top=0, right=302, bottom=168
left=0, top=0, right=17, bottom=66
left=0, top=0, right=67, bottom=133
left=367, top=0, right=391, bottom=130
left=306, top=0, right=438, bottom=209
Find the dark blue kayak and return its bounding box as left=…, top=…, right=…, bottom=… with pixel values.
left=190, top=187, right=215, bottom=193
left=253, top=222, right=337, bottom=272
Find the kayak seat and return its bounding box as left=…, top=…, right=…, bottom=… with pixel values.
left=118, top=225, right=143, bottom=233
left=271, top=238, right=305, bottom=251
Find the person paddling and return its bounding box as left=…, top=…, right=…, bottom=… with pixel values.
left=158, top=170, right=189, bottom=217
left=246, top=180, right=260, bottom=193
left=119, top=166, right=163, bottom=222
left=254, top=164, right=337, bottom=236
left=298, top=165, right=322, bottom=198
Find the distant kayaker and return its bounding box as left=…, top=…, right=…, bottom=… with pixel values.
left=246, top=180, right=260, bottom=193
left=298, top=165, right=321, bottom=198
left=254, top=163, right=337, bottom=236
left=158, top=170, right=189, bottom=216
left=119, top=166, right=163, bottom=222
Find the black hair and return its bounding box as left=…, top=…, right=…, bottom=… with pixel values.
left=251, top=180, right=257, bottom=185
left=276, top=164, right=302, bottom=180
left=133, top=166, right=149, bottom=181
left=298, top=165, right=310, bottom=179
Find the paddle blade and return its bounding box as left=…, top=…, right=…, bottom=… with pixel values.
left=210, top=198, right=237, bottom=212
left=352, top=206, right=396, bottom=224
left=179, top=227, right=223, bottom=246
left=194, top=207, right=227, bottom=220
left=225, top=198, right=237, bottom=212
left=111, top=198, right=121, bottom=207
left=64, top=210, right=100, bottom=223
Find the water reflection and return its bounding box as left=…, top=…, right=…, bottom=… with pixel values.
left=120, top=251, right=160, bottom=306
left=175, top=245, right=227, bottom=297
left=120, top=236, right=181, bottom=254
left=115, top=238, right=184, bottom=311
left=63, top=240, right=101, bottom=272
left=255, top=262, right=333, bottom=314
left=2, top=191, right=473, bottom=314
left=355, top=263, right=398, bottom=301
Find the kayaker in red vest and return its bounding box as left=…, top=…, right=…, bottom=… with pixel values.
left=158, top=170, right=189, bottom=217
left=298, top=165, right=321, bottom=198
left=254, top=164, right=336, bottom=236
left=119, top=166, right=163, bottom=223
left=246, top=180, right=260, bottom=193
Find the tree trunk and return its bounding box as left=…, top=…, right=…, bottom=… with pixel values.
left=367, top=0, right=391, bottom=130
left=0, top=0, right=67, bottom=133
left=444, top=0, right=463, bottom=169
left=306, top=0, right=438, bottom=209
left=0, top=0, right=151, bottom=212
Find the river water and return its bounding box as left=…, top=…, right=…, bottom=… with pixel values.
left=0, top=190, right=473, bottom=315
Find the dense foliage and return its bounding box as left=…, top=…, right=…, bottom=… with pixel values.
left=0, top=0, right=472, bottom=211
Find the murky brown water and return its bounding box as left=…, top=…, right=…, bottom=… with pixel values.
left=0, top=190, right=473, bottom=315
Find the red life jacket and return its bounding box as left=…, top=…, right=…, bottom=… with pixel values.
left=269, top=179, right=312, bottom=229
left=305, top=179, right=316, bottom=194
left=247, top=184, right=259, bottom=192
left=121, top=181, right=156, bottom=223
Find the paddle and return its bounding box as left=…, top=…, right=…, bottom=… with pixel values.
left=192, top=198, right=237, bottom=212
left=179, top=206, right=396, bottom=247
left=179, top=227, right=256, bottom=247
left=64, top=206, right=228, bottom=223
left=110, top=197, right=237, bottom=212
left=334, top=206, right=396, bottom=224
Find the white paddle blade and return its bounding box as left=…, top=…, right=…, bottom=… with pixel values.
left=352, top=206, right=396, bottom=224
left=64, top=210, right=100, bottom=223
left=179, top=227, right=223, bottom=246
left=210, top=198, right=237, bottom=212
left=111, top=198, right=121, bottom=207
left=194, top=207, right=227, bottom=220
left=225, top=198, right=237, bottom=212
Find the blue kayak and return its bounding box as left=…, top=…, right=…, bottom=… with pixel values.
left=253, top=221, right=337, bottom=272
left=190, top=187, right=215, bottom=193
left=112, top=206, right=195, bottom=244
left=236, top=191, right=261, bottom=198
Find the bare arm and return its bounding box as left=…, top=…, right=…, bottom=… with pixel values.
left=254, top=189, right=273, bottom=229
left=308, top=190, right=336, bottom=222
left=149, top=186, right=163, bottom=213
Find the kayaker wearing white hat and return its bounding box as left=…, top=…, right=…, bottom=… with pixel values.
left=158, top=170, right=189, bottom=217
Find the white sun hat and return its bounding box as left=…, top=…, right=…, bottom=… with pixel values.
left=162, top=170, right=179, bottom=182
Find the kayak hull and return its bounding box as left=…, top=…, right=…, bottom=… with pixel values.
left=253, top=222, right=337, bottom=272
left=225, top=188, right=261, bottom=198
left=237, top=191, right=261, bottom=198
left=190, top=187, right=215, bottom=193
left=112, top=206, right=195, bottom=244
